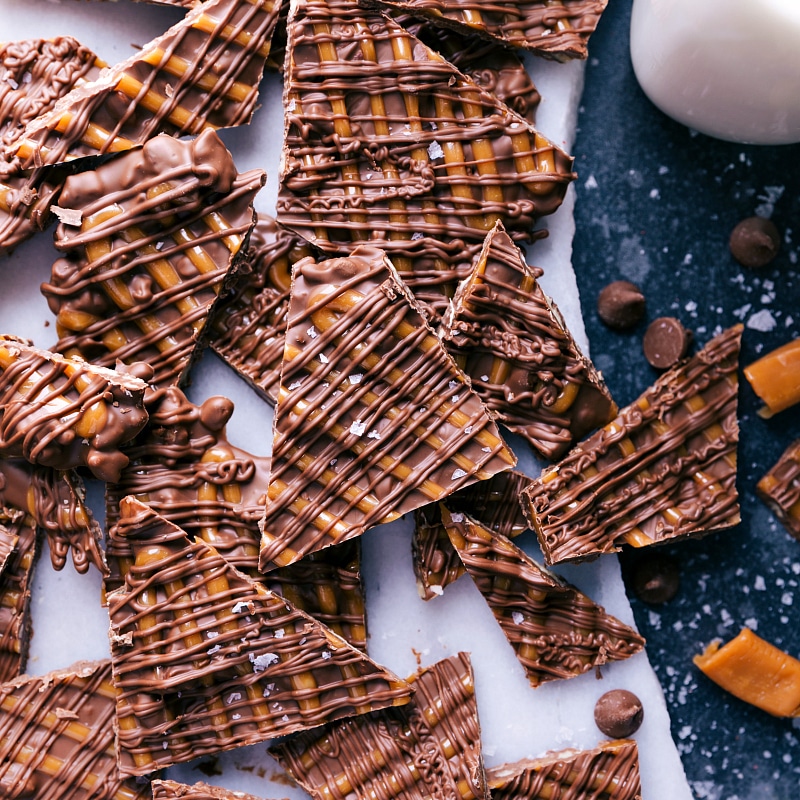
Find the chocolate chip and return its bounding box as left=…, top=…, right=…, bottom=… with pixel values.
left=597, top=280, right=646, bottom=330
left=642, top=317, right=692, bottom=369
left=631, top=553, right=680, bottom=604
left=594, top=689, right=644, bottom=738
left=730, top=216, right=781, bottom=268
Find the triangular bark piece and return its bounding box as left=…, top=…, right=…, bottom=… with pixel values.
left=441, top=507, right=645, bottom=687
left=108, top=497, right=411, bottom=776
left=41, top=131, right=264, bottom=389
left=522, top=325, right=743, bottom=565
left=757, top=439, right=800, bottom=540
left=5, top=0, right=281, bottom=173
left=272, top=653, right=488, bottom=800
left=364, top=0, right=608, bottom=61
left=441, top=221, right=617, bottom=460
left=278, top=0, right=574, bottom=318
left=0, top=660, right=150, bottom=800
left=259, top=247, right=516, bottom=571
left=487, top=740, right=642, bottom=800
left=153, top=780, right=264, bottom=800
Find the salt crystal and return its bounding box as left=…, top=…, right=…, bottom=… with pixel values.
left=349, top=374, right=363, bottom=384
left=511, top=611, right=524, bottom=625
left=746, top=309, right=777, bottom=331
left=429, top=585, right=443, bottom=596
left=319, top=353, right=329, bottom=364
left=350, top=420, right=367, bottom=436
left=307, top=326, right=318, bottom=339
left=232, top=601, right=250, bottom=614
left=367, top=430, right=381, bottom=439
left=207, top=645, right=221, bottom=655
left=428, top=140, right=444, bottom=160
left=250, top=652, right=279, bottom=672
left=227, top=692, right=242, bottom=704
left=451, top=468, right=467, bottom=480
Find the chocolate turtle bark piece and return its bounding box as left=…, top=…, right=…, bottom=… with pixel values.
left=210, top=214, right=313, bottom=405
left=0, top=458, right=104, bottom=574
left=364, top=0, right=608, bottom=61
left=0, top=527, right=16, bottom=577
left=108, top=497, right=411, bottom=776
left=522, top=325, right=743, bottom=565
left=441, top=508, right=644, bottom=687
left=272, top=653, right=488, bottom=800
left=153, top=781, right=264, bottom=800
left=0, top=37, right=106, bottom=254
left=0, top=336, right=148, bottom=482
left=259, top=247, right=515, bottom=571
left=5, top=0, right=282, bottom=173
left=487, top=739, right=642, bottom=800
left=413, top=469, right=530, bottom=600
left=0, top=660, right=150, bottom=800
left=279, top=0, right=574, bottom=319
left=441, top=221, right=617, bottom=460
left=41, top=131, right=264, bottom=389
left=757, top=439, right=800, bottom=540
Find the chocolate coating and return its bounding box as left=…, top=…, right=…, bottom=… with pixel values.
left=757, top=439, right=800, bottom=540
left=594, top=689, right=644, bottom=738
left=153, top=780, right=264, bottom=800
left=42, top=131, right=264, bottom=389
left=523, top=325, right=742, bottom=565
left=730, top=216, right=781, bottom=268
left=630, top=552, right=680, bottom=604
left=272, top=653, right=487, bottom=800
left=643, top=317, right=692, bottom=369
left=108, top=497, right=411, bottom=777
left=597, top=279, right=646, bottom=330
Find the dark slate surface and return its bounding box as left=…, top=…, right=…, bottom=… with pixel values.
left=572, top=1, right=800, bottom=796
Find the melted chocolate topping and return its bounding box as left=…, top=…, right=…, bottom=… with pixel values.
left=441, top=222, right=617, bottom=460
left=487, top=739, right=641, bottom=800
left=442, top=508, right=645, bottom=686
left=42, top=131, right=264, bottom=389
left=523, top=325, right=743, bottom=565
left=757, top=439, right=800, bottom=540
left=153, top=780, right=264, bottom=800
left=272, top=653, right=488, bottom=800
left=260, top=246, right=515, bottom=571
left=108, top=497, right=411, bottom=776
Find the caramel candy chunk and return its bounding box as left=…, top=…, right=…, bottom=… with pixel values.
left=522, top=325, right=742, bottom=565
left=279, top=0, right=574, bottom=318
left=211, top=214, right=313, bottom=405
left=757, top=439, right=800, bottom=539
left=41, top=131, right=264, bottom=389
left=0, top=336, right=148, bottom=482
left=441, top=221, right=617, bottom=460
left=108, top=497, right=411, bottom=776
left=744, top=337, right=800, bottom=417
left=5, top=0, right=282, bottom=172
left=594, top=689, right=644, bottom=738
left=694, top=628, right=800, bottom=717
left=153, top=781, right=264, bottom=800
left=642, top=317, right=692, bottom=370
left=364, top=0, right=609, bottom=61
left=260, top=247, right=515, bottom=571
left=0, top=660, right=149, bottom=800
left=272, top=653, right=488, bottom=800
left=597, top=280, right=646, bottom=330
left=413, top=469, right=530, bottom=601
left=487, top=739, right=642, bottom=800
left=442, top=508, right=644, bottom=686
left=729, top=216, right=781, bottom=268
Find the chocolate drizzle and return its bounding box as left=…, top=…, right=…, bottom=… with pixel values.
left=272, top=653, right=488, bottom=800
left=523, top=325, right=743, bottom=565
left=42, top=131, right=264, bottom=389
left=442, top=508, right=645, bottom=686
left=487, top=739, right=642, bottom=800
left=211, top=214, right=314, bottom=404
left=260, top=246, right=515, bottom=571
left=153, top=781, right=264, bottom=800
left=279, top=0, right=574, bottom=318
left=0, top=660, right=149, bottom=800
left=364, top=0, right=609, bottom=60
left=757, top=439, right=800, bottom=540
left=108, top=497, right=411, bottom=776
left=441, top=222, right=616, bottom=460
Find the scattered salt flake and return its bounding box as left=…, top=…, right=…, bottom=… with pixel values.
left=274, top=629, right=285, bottom=638
left=350, top=420, right=367, bottom=436
left=782, top=592, right=794, bottom=606
left=649, top=188, right=660, bottom=199
left=288, top=98, right=296, bottom=111
left=206, top=631, right=219, bottom=639
left=448, top=381, right=459, bottom=390
left=464, top=426, right=472, bottom=435
left=658, top=165, right=669, bottom=175
left=428, top=140, right=444, bottom=160
left=319, top=353, right=329, bottom=364
left=52, top=206, right=83, bottom=226
left=481, top=374, right=490, bottom=381
left=678, top=725, right=693, bottom=740
left=732, top=303, right=752, bottom=320
left=250, top=652, right=279, bottom=672
left=288, top=381, right=302, bottom=391
left=450, top=513, right=465, bottom=523
left=232, top=601, right=250, bottom=614
left=682, top=253, right=693, bottom=265
left=281, top=715, right=290, bottom=723
left=429, top=585, right=444, bottom=596
left=584, top=174, right=599, bottom=190
left=411, top=232, right=424, bottom=240
left=367, top=429, right=381, bottom=439
left=744, top=617, right=758, bottom=630
left=685, top=300, right=697, bottom=312
left=6, top=77, right=18, bottom=90
left=321, top=650, right=332, bottom=660
left=348, top=374, right=363, bottom=385
left=227, top=692, right=242, bottom=704
left=307, top=326, right=318, bottom=339
left=451, top=468, right=467, bottom=480
left=648, top=610, right=662, bottom=630
left=511, top=611, right=524, bottom=625
left=754, top=575, right=766, bottom=590
left=207, top=645, right=222, bottom=655
left=451, top=395, right=460, bottom=403
left=747, top=309, right=777, bottom=332
left=330, top=458, right=337, bottom=466
left=232, top=713, right=241, bottom=721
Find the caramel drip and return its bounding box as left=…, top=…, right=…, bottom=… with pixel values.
left=273, top=653, right=488, bottom=800
left=0, top=660, right=148, bottom=800
left=278, top=0, right=574, bottom=320
left=363, top=0, right=608, bottom=60
left=487, top=740, right=641, bottom=800
left=108, top=498, right=410, bottom=776
left=442, top=509, right=644, bottom=686
left=522, top=325, right=743, bottom=565
left=757, top=439, right=800, bottom=540
left=441, top=222, right=616, bottom=460
left=41, top=131, right=264, bottom=389
left=260, top=248, right=515, bottom=571
left=7, top=0, right=281, bottom=170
